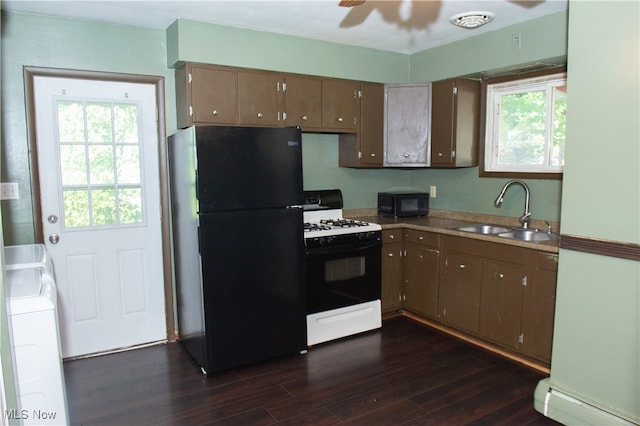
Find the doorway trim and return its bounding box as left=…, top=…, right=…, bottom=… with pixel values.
left=23, top=66, right=175, bottom=343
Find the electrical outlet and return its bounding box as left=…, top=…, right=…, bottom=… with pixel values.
left=0, top=183, right=19, bottom=200
left=430, top=185, right=437, bottom=198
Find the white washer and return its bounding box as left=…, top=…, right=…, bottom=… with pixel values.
left=5, top=244, right=68, bottom=426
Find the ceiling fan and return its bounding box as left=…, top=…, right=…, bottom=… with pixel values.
left=339, top=0, right=366, bottom=7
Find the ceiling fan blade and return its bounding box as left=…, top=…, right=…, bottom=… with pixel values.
left=339, top=0, right=366, bottom=7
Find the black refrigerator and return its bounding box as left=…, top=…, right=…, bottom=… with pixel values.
left=168, top=125, right=307, bottom=373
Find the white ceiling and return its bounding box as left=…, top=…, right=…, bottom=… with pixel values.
left=1, top=0, right=568, bottom=54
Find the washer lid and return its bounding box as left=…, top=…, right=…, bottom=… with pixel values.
left=4, top=244, right=49, bottom=271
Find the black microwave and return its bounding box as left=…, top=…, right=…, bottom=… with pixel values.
left=378, top=192, right=429, bottom=218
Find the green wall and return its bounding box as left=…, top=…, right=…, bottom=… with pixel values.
left=166, top=19, right=409, bottom=82
left=544, top=1, right=639, bottom=423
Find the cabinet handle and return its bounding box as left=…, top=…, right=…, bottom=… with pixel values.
left=438, top=152, right=443, bottom=157
left=388, top=253, right=394, bottom=257
left=499, top=273, right=505, bottom=279
left=458, top=264, right=466, bottom=269
left=337, top=117, right=343, bottom=122
left=302, top=115, right=308, bottom=121
left=389, top=234, right=394, bottom=239
left=212, top=109, right=218, bottom=116
left=257, top=112, right=263, bottom=118
left=418, top=236, right=424, bottom=241
left=403, top=152, right=410, bottom=158
left=370, top=153, right=376, bottom=157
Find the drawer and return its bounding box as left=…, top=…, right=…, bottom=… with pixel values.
left=382, top=229, right=403, bottom=244
left=404, top=229, right=438, bottom=247
left=537, top=252, right=559, bottom=271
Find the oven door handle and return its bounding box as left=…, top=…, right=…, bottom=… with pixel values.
left=306, top=240, right=381, bottom=256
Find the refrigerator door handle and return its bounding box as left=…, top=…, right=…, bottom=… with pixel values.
left=287, top=205, right=304, bottom=209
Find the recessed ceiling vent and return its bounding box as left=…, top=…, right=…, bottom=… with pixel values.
left=450, top=11, right=495, bottom=29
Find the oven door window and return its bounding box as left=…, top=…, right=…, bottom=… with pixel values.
left=306, top=243, right=381, bottom=314
left=325, top=256, right=365, bottom=282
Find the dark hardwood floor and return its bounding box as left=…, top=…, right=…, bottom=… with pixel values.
left=64, top=317, right=560, bottom=425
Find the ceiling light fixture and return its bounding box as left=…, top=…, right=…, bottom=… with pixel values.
left=450, top=11, right=495, bottom=29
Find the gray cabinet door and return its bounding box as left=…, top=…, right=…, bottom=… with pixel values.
left=383, top=84, right=431, bottom=167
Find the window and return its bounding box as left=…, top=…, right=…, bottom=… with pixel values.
left=56, top=99, right=144, bottom=228
left=481, top=68, right=566, bottom=178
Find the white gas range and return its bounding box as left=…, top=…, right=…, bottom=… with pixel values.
left=302, top=189, right=382, bottom=346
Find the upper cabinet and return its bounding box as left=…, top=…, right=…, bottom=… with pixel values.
left=175, top=62, right=480, bottom=170
left=175, top=62, right=360, bottom=133
left=339, top=82, right=384, bottom=167
left=176, top=63, right=237, bottom=128
left=430, top=78, right=480, bottom=168
left=283, top=74, right=322, bottom=130
left=383, top=84, right=431, bottom=167
left=322, top=78, right=359, bottom=132
left=237, top=70, right=283, bottom=127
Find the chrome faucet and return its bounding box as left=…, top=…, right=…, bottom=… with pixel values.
left=494, top=180, right=531, bottom=229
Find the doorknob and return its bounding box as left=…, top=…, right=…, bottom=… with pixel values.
left=47, top=214, right=58, bottom=224
left=49, top=234, right=60, bottom=244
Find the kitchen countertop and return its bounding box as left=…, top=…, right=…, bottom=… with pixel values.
left=345, top=209, right=560, bottom=254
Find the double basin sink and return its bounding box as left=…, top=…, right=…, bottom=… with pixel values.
left=453, top=224, right=558, bottom=242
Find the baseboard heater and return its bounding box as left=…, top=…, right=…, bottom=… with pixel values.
left=534, top=379, right=639, bottom=425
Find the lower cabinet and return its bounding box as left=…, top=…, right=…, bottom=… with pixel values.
left=403, top=230, right=439, bottom=319
left=519, top=252, right=558, bottom=364
left=438, top=248, right=482, bottom=333
left=381, top=229, right=558, bottom=365
left=381, top=229, right=403, bottom=313
left=478, top=259, right=525, bottom=349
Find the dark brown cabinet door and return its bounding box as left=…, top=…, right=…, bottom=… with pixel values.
left=430, top=78, right=479, bottom=167
left=322, top=78, right=358, bottom=131
left=403, top=243, right=439, bottom=319
left=439, top=249, right=482, bottom=333
left=381, top=242, right=403, bottom=313
left=478, top=260, right=525, bottom=349
left=283, top=75, right=322, bottom=130
left=520, top=252, right=558, bottom=363
left=237, top=70, right=282, bottom=127
left=359, top=82, right=384, bottom=165
left=181, top=65, right=237, bottom=126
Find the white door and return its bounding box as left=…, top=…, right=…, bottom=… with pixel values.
left=33, top=76, right=166, bottom=358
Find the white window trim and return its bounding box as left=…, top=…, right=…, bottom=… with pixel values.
left=484, top=72, right=566, bottom=173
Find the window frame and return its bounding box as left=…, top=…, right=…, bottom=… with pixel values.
left=479, top=66, right=566, bottom=180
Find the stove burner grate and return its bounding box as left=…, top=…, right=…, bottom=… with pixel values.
left=318, top=219, right=370, bottom=228
left=304, top=223, right=332, bottom=232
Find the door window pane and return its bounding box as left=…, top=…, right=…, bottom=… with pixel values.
left=88, top=145, right=115, bottom=184
left=86, top=103, right=113, bottom=143
left=63, top=189, right=90, bottom=227
left=60, top=145, right=88, bottom=185
left=92, top=188, right=117, bottom=225
left=57, top=101, right=86, bottom=142
left=119, top=188, right=143, bottom=224
left=116, top=145, right=141, bottom=184
left=114, top=104, right=139, bottom=143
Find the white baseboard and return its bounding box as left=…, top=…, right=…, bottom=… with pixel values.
left=534, top=379, right=639, bottom=426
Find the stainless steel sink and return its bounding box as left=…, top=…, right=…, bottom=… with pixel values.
left=497, top=229, right=558, bottom=242
left=454, top=224, right=511, bottom=235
